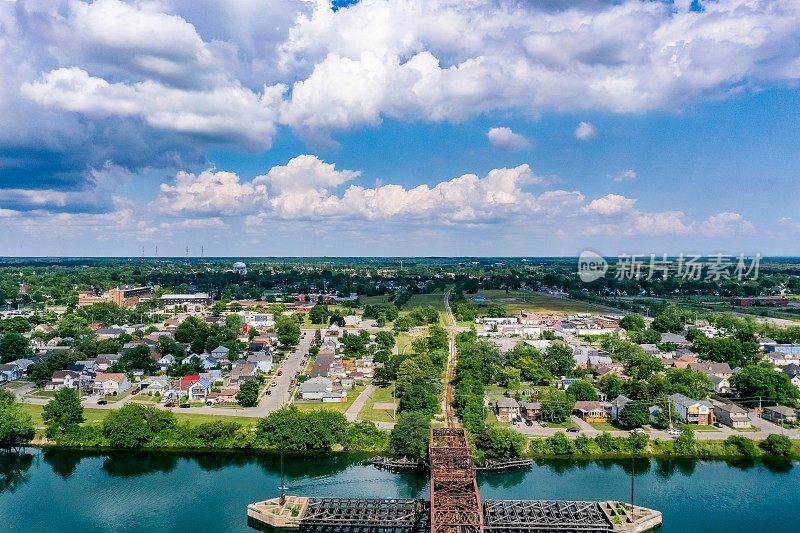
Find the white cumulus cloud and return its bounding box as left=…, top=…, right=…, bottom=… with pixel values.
left=575, top=121, right=596, bottom=140
left=487, top=127, right=532, bottom=150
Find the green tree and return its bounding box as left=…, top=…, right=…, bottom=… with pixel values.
left=673, top=425, right=696, bottom=454
left=276, top=317, right=301, bottom=347
left=692, top=336, right=760, bottom=368
left=618, top=402, right=650, bottom=428
left=374, top=331, right=396, bottom=350
left=0, top=396, right=35, bottom=450
left=396, top=359, right=423, bottom=395
left=501, top=366, right=522, bottom=389
left=42, top=388, right=84, bottom=435
left=236, top=380, right=260, bottom=407
left=544, top=344, right=575, bottom=376
left=724, top=435, right=757, bottom=457
left=651, top=305, right=686, bottom=334
left=225, top=313, right=242, bottom=332
left=760, top=434, right=792, bottom=456
left=730, top=362, right=800, bottom=405
left=599, top=373, right=626, bottom=400
left=175, top=315, right=208, bottom=344
left=566, top=380, right=599, bottom=401
left=102, top=404, right=177, bottom=448
left=0, top=332, right=31, bottom=363
left=619, top=314, right=646, bottom=332
left=628, top=430, right=649, bottom=453
left=545, top=432, right=575, bottom=455
left=389, top=411, right=430, bottom=459
left=624, top=351, right=662, bottom=380
left=476, top=426, right=526, bottom=458
left=540, top=388, right=574, bottom=422
left=309, top=304, right=330, bottom=325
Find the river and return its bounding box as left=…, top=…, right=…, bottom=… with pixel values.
left=1, top=450, right=798, bottom=533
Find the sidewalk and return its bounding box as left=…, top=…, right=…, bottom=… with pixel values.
left=345, top=384, right=375, bottom=422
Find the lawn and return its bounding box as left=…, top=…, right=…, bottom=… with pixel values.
left=468, top=290, right=612, bottom=316
left=683, top=423, right=720, bottom=432
left=588, top=421, right=623, bottom=432
left=20, top=403, right=261, bottom=427
left=395, top=332, right=414, bottom=354
left=734, top=426, right=760, bottom=432
left=358, top=383, right=399, bottom=423
left=2, top=380, right=30, bottom=389
left=293, top=385, right=366, bottom=413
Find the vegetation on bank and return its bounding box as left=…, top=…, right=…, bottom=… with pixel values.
left=528, top=429, right=800, bottom=459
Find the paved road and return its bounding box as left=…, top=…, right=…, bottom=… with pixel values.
left=345, top=384, right=375, bottom=422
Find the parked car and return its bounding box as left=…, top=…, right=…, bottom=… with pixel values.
left=525, top=419, right=533, bottom=426
left=277, top=371, right=283, bottom=376
left=713, top=422, right=723, bottom=428
left=131, top=389, right=139, bottom=395
left=667, top=429, right=681, bottom=436
left=206, top=401, right=213, bottom=406
left=179, top=403, right=190, bottom=408
left=566, top=427, right=580, bottom=433
left=265, top=390, right=271, bottom=395
left=96, top=399, right=107, bottom=405
left=164, top=402, right=176, bottom=407
left=271, top=382, right=277, bottom=387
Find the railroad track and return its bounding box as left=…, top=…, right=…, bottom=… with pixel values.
left=442, top=289, right=458, bottom=428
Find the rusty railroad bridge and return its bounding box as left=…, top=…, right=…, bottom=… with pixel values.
left=248, top=428, right=662, bottom=533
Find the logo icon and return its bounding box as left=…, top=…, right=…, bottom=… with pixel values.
left=578, top=251, right=608, bottom=282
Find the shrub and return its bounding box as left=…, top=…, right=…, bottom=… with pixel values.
left=546, top=432, right=575, bottom=455
left=724, top=435, right=757, bottom=457
left=673, top=426, right=696, bottom=455
left=760, top=434, right=792, bottom=456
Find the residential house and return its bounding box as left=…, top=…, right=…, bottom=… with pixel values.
left=495, top=397, right=520, bottom=422
left=199, top=354, right=218, bottom=370
left=781, top=363, right=800, bottom=378
left=520, top=402, right=542, bottom=421
left=0, top=363, right=22, bottom=383
left=138, top=376, right=172, bottom=395
left=573, top=401, right=609, bottom=422
left=688, top=362, right=733, bottom=378
left=46, top=370, right=80, bottom=390
left=247, top=351, right=273, bottom=373
left=158, top=354, right=176, bottom=371
left=708, top=375, right=732, bottom=395
left=713, top=403, right=751, bottom=428
left=300, top=377, right=333, bottom=400
left=96, top=328, right=124, bottom=340
left=609, top=395, right=631, bottom=421
left=343, top=315, right=361, bottom=327
left=174, top=375, right=211, bottom=401
left=211, top=346, right=230, bottom=360
left=11, top=358, right=34, bottom=374
left=670, top=393, right=715, bottom=425
left=217, top=389, right=239, bottom=403
left=762, top=405, right=798, bottom=424
left=322, top=390, right=347, bottom=402
left=94, top=373, right=131, bottom=396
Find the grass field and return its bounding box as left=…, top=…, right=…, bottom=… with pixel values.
left=358, top=383, right=398, bottom=423
left=588, top=421, right=623, bottom=432
left=395, top=332, right=414, bottom=354
left=20, top=403, right=262, bottom=428
left=541, top=419, right=575, bottom=429
left=469, top=290, right=613, bottom=316
left=293, top=385, right=366, bottom=413
left=683, top=423, right=720, bottom=432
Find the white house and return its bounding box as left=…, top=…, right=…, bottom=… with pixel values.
left=158, top=354, right=176, bottom=371
left=300, top=377, right=333, bottom=400
left=211, top=346, right=230, bottom=359
left=46, top=370, right=80, bottom=390
left=670, top=393, right=714, bottom=425
left=609, top=395, right=631, bottom=421
left=247, top=352, right=273, bottom=373
left=94, top=373, right=131, bottom=396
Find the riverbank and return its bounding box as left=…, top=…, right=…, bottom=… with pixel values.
left=2, top=449, right=799, bottom=533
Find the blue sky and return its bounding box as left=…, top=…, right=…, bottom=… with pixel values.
left=2, top=0, right=800, bottom=257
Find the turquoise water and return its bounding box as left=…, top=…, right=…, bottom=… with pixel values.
left=1, top=450, right=798, bottom=533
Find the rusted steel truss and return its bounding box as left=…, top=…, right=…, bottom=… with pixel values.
left=430, top=428, right=484, bottom=533
left=300, top=497, right=425, bottom=533
left=482, top=499, right=613, bottom=533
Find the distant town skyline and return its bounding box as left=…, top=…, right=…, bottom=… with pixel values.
left=2, top=1, right=800, bottom=256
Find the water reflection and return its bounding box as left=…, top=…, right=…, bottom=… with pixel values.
left=0, top=451, right=34, bottom=493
